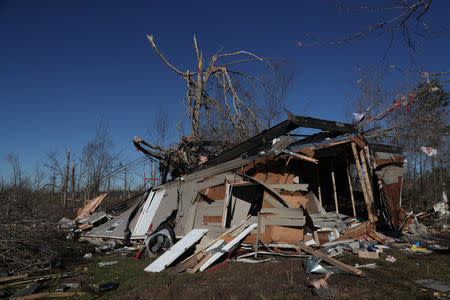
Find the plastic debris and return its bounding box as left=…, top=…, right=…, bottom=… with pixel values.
left=84, top=253, right=93, bottom=259
left=354, top=263, right=377, bottom=269
left=98, top=282, right=118, bottom=293
left=415, top=279, right=450, bottom=293
left=98, top=261, right=119, bottom=267
left=385, top=255, right=396, bottom=262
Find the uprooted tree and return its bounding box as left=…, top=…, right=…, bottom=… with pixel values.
left=135, top=35, right=294, bottom=182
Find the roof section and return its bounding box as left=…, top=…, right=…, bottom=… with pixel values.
left=190, top=110, right=357, bottom=172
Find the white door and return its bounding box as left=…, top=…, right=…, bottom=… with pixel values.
left=132, top=189, right=165, bottom=238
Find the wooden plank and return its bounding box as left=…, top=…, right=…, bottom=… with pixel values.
left=238, top=173, right=291, bottom=208
left=255, top=212, right=261, bottom=258
left=263, top=195, right=284, bottom=208
left=11, top=292, right=87, bottom=300
left=78, top=223, right=93, bottom=231
left=345, top=159, right=357, bottom=218
left=260, top=207, right=303, bottom=216
left=229, top=196, right=252, bottom=227
left=334, top=222, right=373, bottom=241
left=358, top=251, right=379, bottom=259
left=203, top=216, right=222, bottom=223
left=359, top=148, right=377, bottom=222
left=188, top=252, right=213, bottom=273
left=182, top=215, right=251, bottom=263
left=199, top=223, right=257, bottom=272
left=282, top=150, right=318, bottom=164
left=367, top=230, right=386, bottom=244
left=144, top=229, right=208, bottom=272
left=331, top=164, right=339, bottom=214
left=261, top=216, right=306, bottom=226
left=167, top=252, right=207, bottom=276
left=311, top=138, right=352, bottom=150
left=0, top=274, right=28, bottom=283
left=222, top=182, right=232, bottom=228
left=296, top=242, right=363, bottom=276
left=0, top=271, right=82, bottom=289
left=268, top=184, right=309, bottom=192
left=351, top=143, right=374, bottom=222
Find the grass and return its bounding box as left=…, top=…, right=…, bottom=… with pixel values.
left=17, top=245, right=449, bottom=300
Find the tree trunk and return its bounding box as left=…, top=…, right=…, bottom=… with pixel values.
left=63, top=149, right=70, bottom=209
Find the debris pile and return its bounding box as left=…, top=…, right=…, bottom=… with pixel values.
left=0, top=222, right=58, bottom=274
left=4, top=112, right=448, bottom=298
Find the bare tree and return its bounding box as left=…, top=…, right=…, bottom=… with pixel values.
left=5, top=153, right=22, bottom=187
left=348, top=70, right=449, bottom=209
left=298, top=0, right=449, bottom=83
left=148, top=35, right=293, bottom=142
left=300, top=1, right=435, bottom=49
left=78, top=122, right=117, bottom=198
left=147, top=105, right=170, bottom=149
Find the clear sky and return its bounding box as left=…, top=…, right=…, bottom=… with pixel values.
left=1, top=0, right=449, bottom=182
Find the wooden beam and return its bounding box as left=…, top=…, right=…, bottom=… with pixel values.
left=282, top=149, right=318, bottom=164
left=334, top=221, right=373, bottom=241
left=238, top=173, right=291, bottom=208
left=296, top=242, right=363, bottom=276
left=331, top=163, right=339, bottom=214
left=351, top=142, right=374, bottom=222
left=0, top=274, right=28, bottom=283
left=345, top=161, right=357, bottom=219
left=359, top=148, right=377, bottom=222
left=268, top=184, right=309, bottom=192
left=11, top=292, right=87, bottom=300
left=255, top=212, right=261, bottom=259
left=316, top=164, right=322, bottom=205
left=182, top=215, right=251, bottom=263
left=286, top=110, right=357, bottom=133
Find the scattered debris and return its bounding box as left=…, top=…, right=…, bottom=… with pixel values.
left=354, top=263, right=377, bottom=269
left=309, top=273, right=337, bottom=298
left=385, top=255, right=396, bottom=262
left=358, top=251, right=379, bottom=259
left=36, top=112, right=448, bottom=295
left=98, top=261, right=119, bottom=267
left=414, top=279, right=450, bottom=293
left=10, top=282, right=40, bottom=299
left=98, top=282, right=118, bottom=293
left=83, top=253, right=92, bottom=259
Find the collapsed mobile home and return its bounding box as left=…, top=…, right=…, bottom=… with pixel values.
left=79, top=111, right=409, bottom=269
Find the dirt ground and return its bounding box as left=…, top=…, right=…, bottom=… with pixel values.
left=19, top=242, right=447, bottom=300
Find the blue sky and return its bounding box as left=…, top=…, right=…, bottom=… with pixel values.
left=1, top=0, right=449, bottom=183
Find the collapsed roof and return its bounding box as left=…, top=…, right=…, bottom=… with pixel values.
left=80, top=111, right=408, bottom=261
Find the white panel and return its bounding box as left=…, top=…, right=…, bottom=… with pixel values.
left=132, top=189, right=165, bottom=238
left=144, top=229, right=208, bottom=272
left=199, top=223, right=257, bottom=272
left=230, top=197, right=251, bottom=227
left=222, top=183, right=232, bottom=227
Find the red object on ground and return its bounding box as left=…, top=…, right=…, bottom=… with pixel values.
left=205, top=251, right=233, bottom=272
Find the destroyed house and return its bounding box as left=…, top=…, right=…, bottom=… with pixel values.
left=82, top=111, right=408, bottom=249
